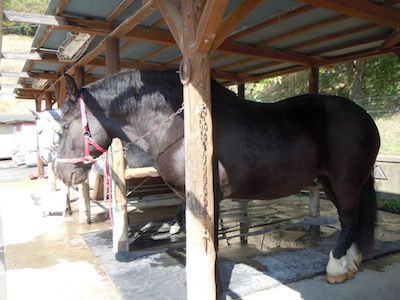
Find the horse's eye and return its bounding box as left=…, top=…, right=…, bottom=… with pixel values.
left=37, top=129, right=43, bottom=134
left=63, top=123, right=70, bottom=130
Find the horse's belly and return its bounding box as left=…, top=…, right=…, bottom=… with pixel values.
left=224, top=159, right=320, bottom=200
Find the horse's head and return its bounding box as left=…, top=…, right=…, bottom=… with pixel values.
left=56, top=75, right=110, bottom=185
left=31, top=109, right=62, bottom=164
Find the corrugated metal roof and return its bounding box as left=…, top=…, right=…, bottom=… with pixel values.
left=9, top=0, right=400, bottom=99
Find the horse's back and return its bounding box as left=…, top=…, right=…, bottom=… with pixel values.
left=213, top=92, right=380, bottom=199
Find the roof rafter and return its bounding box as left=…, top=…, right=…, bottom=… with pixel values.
left=300, top=0, right=400, bottom=29
left=210, top=0, right=263, bottom=50
left=228, top=5, right=315, bottom=41
left=195, top=0, right=229, bottom=52
left=258, top=14, right=350, bottom=46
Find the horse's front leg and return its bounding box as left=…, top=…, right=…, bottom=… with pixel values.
left=77, top=180, right=91, bottom=224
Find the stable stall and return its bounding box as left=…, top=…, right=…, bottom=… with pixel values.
left=1, top=1, right=400, bottom=299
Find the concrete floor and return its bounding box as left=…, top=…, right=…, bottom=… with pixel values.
left=1, top=160, right=400, bottom=300
left=0, top=176, right=122, bottom=300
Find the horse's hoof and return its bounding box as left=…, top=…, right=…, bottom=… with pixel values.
left=326, top=272, right=351, bottom=284
left=169, top=223, right=181, bottom=235
left=326, top=250, right=353, bottom=284
left=346, top=243, right=362, bottom=274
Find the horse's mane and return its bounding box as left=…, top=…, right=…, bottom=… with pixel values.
left=82, top=69, right=183, bottom=115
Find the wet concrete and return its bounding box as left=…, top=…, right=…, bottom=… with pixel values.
left=0, top=177, right=122, bottom=300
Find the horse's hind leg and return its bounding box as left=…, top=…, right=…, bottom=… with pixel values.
left=320, top=177, right=362, bottom=283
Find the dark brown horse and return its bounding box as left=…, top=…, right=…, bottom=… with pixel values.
left=56, top=69, right=380, bottom=283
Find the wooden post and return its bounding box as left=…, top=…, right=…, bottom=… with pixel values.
left=59, top=78, right=66, bottom=107
left=54, top=81, right=61, bottom=108
left=74, top=66, right=85, bottom=87
left=237, top=83, right=245, bottom=99
left=35, top=97, right=45, bottom=178
left=45, top=91, right=52, bottom=110
left=111, top=138, right=129, bottom=253
left=309, top=182, right=320, bottom=217
left=106, top=38, right=120, bottom=75
left=182, top=1, right=216, bottom=299
left=309, top=66, right=320, bottom=218
left=309, top=66, right=319, bottom=94
left=93, top=174, right=104, bottom=200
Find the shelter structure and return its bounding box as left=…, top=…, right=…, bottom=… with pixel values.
left=1, top=0, right=400, bottom=299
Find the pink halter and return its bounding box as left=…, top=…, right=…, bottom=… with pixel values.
left=56, top=94, right=108, bottom=164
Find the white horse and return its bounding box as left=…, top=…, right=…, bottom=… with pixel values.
left=31, top=109, right=91, bottom=224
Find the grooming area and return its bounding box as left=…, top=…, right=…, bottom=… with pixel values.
left=1, top=0, right=400, bottom=299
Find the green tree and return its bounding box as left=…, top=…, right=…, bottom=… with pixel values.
left=3, top=0, right=49, bottom=35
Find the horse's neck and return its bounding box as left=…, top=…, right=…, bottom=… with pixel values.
left=113, top=107, right=183, bottom=161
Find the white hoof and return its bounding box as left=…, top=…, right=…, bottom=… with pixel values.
left=346, top=243, right=362, bottom=274
left=169, top=222, right=181, bottom=235
left=326, top=250, right=352, bottom=284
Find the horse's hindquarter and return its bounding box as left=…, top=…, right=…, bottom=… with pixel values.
left=215, top=95, right=328, bottom=200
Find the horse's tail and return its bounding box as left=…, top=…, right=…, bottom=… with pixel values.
left=356, top=173, right=377, bottom=258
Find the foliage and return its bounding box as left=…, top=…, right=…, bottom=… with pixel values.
left=3, top=0, right=49, bottom=36
left=245, top=54, right=400, bottom=115
left=378, top=198, right=400, bottom=214
left=241, top=53, right=400, bottom=154
left=246, top=71, right=308, bottom=102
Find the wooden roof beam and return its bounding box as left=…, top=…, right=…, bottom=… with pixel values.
left=0, top=71, right=58, bottom=80
left=210, top=0, right=263, bottom=51
left=195, top=0, right=229, bottom=52
left=246, top=65, right=308, bottom=83
left=320, top=45, right=400, bottom=67
left=127, top=26, right=322, bottom=65
left=228, top=5, right=315, bottom=41
left=288, top=23, right=380, bottom=51
left=220, top=41, right=323, bottom=65
left=258, top=14, right=350, bottom=46
left=3, top=10, right=112, bottom=35
left=106, top=0, right=135, bottom=22
left=311, top=34, right=387, bottom=56
left=157, top=0, right=183, bottom=50
left=381, top=29, right=400, bottom=49
left=300, top=0, right=400, bottom=29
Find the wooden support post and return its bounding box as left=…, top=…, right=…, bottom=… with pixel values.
left=111, top=138, right=129, bottom=253
left=182, top=1, right=219, bottom=299
left=237, top=83, right=245, bottom=99
left=309, top=66, right=319, bottom=94
left=308, top=66, right=320, bottom=218
left=54, top=81, right=61, bottom=108
left=45, top=91, right=52, bottom=109
left=106, top=38, right=120, bottom=75
left=93, top=174, right=104, bottom=200
left=239, top=200, right=248, bottom=245
left=309, top=183, right=320, bottom=218
left=59, top=78, right=66, bottom=107
left=35, top=97, right=45, bottom=178
left=73, top=66, right=85, bottom=87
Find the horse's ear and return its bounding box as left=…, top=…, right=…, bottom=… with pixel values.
left=29, top=109, right=40, bottom=120
left=64, top=74, right=78, bottom=101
